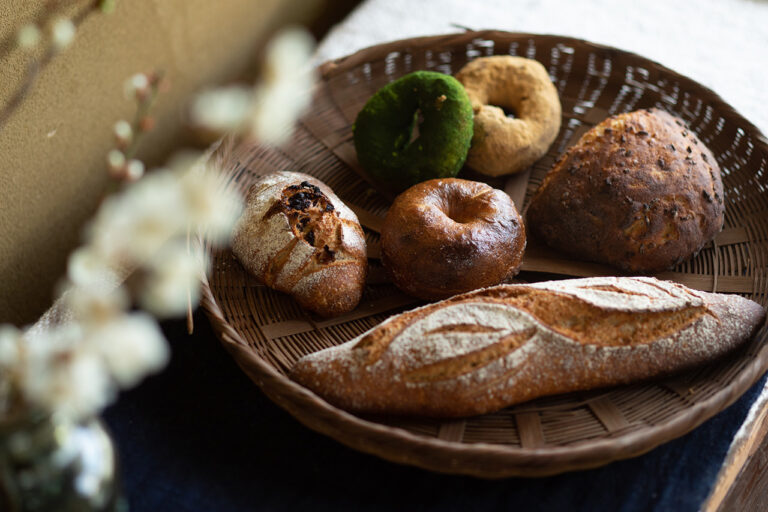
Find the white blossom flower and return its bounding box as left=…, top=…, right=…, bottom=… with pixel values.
left=0, top=325, right=21, bottom=414
left=86, top=169, right=187, bottom=264
left=248, top=79, right=312, bottom=146
left=50, top=18, right=76, bottom=51
left=262, top=27, right=315, bottom=79
left=67, top=246, right=119, bottom=290
left=190, top=85, right=252, bottom=133
left=170, top=152, right=243, bottom=244
left=125, top=159, right=145, bottom=181
left=0, top=325, right=22, bottom=368
left=248, top=27, right=315, bottom=145
left=47, top=353, right=112, bottom=419
left=88, top=312, right=169, bottom=387
left=0, top=26, right=317, bottom=422
left=64, top=285, right=128, bottom=327
left=23, top=325, right=112, bottom=419
left=124, top=73, right=150, bottom=99
left=113, top=120, right=133, bottom=145
left=137, top=241, right=206, bottom=318
left=106, top=149, right=126, bottom=177
left=189, top=27, right=315, bottom=144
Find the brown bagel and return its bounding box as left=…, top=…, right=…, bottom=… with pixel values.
left=381, top=178, right=526, bottom=300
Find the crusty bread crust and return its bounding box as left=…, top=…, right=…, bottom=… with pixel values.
left=527, top=108, right=724, bottom=273
left=232, top=171, right=367, bottom=317
left=381, top=178, right=526, bottom=300
left=290, top=277, right=765, bottom=417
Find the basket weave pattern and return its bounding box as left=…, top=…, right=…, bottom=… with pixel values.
left=201, top=32, right=768, bottom=477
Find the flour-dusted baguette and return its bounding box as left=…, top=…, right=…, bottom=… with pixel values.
left=232, top=171, right=367, bottom=317
left=290, top=277, right=765, bottom=417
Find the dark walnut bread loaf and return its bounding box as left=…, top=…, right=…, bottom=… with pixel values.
left=290, top=277, right=764, bottom=417
left=232, top=171, right=367, bottom=317
left=527, top=108, right=724, bottom=273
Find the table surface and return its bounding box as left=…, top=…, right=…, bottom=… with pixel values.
left=104, top=1, right=768, bottom=510
left=104, top=314, right=766, bottom=512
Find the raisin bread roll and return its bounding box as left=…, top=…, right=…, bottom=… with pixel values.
left=290, top=277, right=764, bottom=417
left=527, top=108, right=724, bottom=273
left=232, top=171, right=367, bottom=317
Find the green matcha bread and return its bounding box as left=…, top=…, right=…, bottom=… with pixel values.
left=353, top=71, right=474, bottom=193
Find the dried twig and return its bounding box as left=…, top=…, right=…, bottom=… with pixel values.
left=106, top=71, right=165, bottom=185
left=0, top=0, right=111, bottom=131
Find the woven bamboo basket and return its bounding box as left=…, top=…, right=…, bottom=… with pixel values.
left=200, top=31, right=768, bottom=477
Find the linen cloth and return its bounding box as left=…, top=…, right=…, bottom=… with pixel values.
left=315, top=0, right=768, bottom=134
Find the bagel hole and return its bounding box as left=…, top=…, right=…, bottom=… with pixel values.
left=408, top=109, right=425, bottom=144
left=446, top=205, right=476, bottom=224
left=494, top=105, right=517, bottom=119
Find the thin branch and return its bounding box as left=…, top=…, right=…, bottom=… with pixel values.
left=123, top=71, right=165, bottom=160
left=0, top=0, right=105, bottom=131
left=0, top=61, right=41, bottom=127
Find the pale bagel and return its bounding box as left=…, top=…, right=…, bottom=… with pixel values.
left=456, top=56, right=561, bottom=176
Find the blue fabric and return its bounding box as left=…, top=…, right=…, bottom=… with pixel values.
left=104, top=314, right=767, bottom=512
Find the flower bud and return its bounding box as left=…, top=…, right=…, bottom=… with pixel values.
left=107, top=150, right=127, bottom=179
left=139, top=116, right=155, bottom=133
left=50, top=18, right=76, bottom=51
left=124, top=73, right=150, bottom=99
left=113, top=120, right=133, bottom=145
left=125, top=159, right=145, bottom=181
left=16, top=24, right=41, bottom=50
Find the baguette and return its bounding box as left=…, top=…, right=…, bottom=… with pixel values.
left=232, top=171, right=367, bottom=317
left=290, top=277, right=765, bottom=417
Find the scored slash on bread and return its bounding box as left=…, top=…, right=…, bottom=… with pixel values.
left=289, top=277, right=765, bottom=418
left=232, top=171, right=368, bottom=317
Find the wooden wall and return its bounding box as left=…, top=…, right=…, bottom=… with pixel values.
left=0, top=0, right=325, bottom=324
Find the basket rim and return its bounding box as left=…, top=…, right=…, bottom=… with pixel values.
left=200, top=30, right=768, bottom=477
left=200, top=277, right=768, bottom=476
left=320, top=30, right=768, bottom=148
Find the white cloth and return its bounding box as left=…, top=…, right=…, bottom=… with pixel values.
left=316, top=0, right=768, bottom=135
